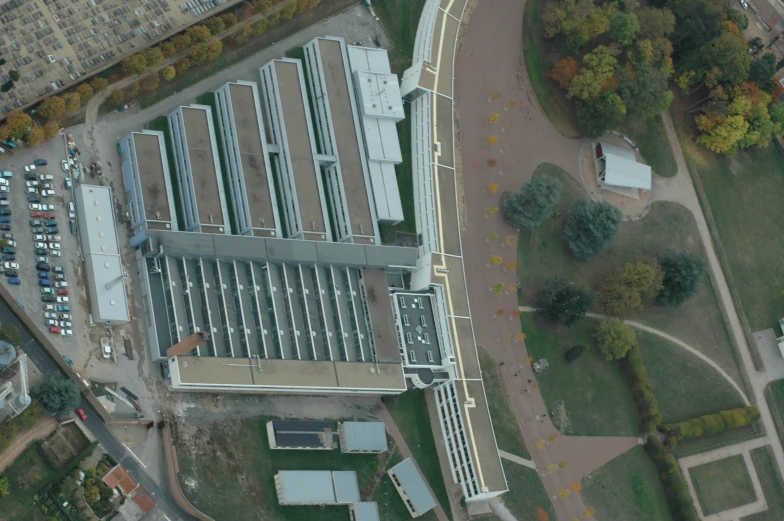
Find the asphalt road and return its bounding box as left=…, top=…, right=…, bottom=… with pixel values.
left=0, top=298, right=190, bottom=521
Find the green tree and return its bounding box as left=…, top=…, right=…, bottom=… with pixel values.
left=161, top=65, right=176, bottom=81
left=636, top=7, right=675, bottom=39
left=619, top=62, right=673, bottom=119
left=42, top=120, right=60, bottom=139
left=159, top=41, right=176, bottom=58
left=121, top=54, right=148, bottom=76
left=657, top=253, right=707, bottom=307
left=503, top=174, right=562, bottom=229
left=749, top=53, right=777, bottom=83
left=563, top=199, right=622, bottom=260
left=220, top=12, right=238, bottom=28
left=700, top=32, right=751, bottom=87
left=534, top=276, right=596, bottom=326
left=564, top=344, right=587, bottom=362
left=568, top=45, right=619, bottom=100
left=610, top=12, right=639, bottom=46
left=172, top=34, right=192, bottom=53
left=38, top=96, right=66, bottom=120
left=89, top=77, right=109, bottom=92
left=204, top=16, right=225, bottom=36
left=726, top=9, right=749, bottom=31
left=231, top=25, right=253, bottom=44
left=204, top=38, right=223, bottom=61
left=31, top=373, right=81, bottom=417
left=64, top=92, right=81, bottom=113
left=252, top=20, right=269, bottom=35
left=542, top=0, right=616, bottom=48
left=576, top=91, right=626, bottom=138
left=0, top=110, right=32, bottom=139
left=142, top=47, right=165, bottom=68
left=84, top=484, right=100, bottom=504
left=281, top=0, right=298, bottom=20
left=187, top=25, right=212, bottom=43
left=0, top=476, right=8, bottom=498
left=597, top=261, right=662, bottom=316
left=594, top=318, right=637, bottom=360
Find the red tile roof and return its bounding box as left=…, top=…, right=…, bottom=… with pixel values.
left=131, top=487, right=156, bottom=513
left=103, top=465, right=138, bottom=495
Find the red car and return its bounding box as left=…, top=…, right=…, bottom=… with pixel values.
left=45, top=212, right=55, bottom=219
left=30, top=210, right=42, bottom=218
left=57, top=289, right=68, bottom=296
left=49, top=326, right=61, bottom=334
left=75, top=408, right=87, bottom=420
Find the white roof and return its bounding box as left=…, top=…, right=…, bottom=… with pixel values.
left=354, top=70, right=405, bottom=121
left=599, top=142, right=651, bottom=190
left=368, top=162, right=404, bottom=222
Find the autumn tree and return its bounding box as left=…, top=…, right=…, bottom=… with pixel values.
left=143, top=47, right=165, bottom=68
left=0, top=110, right=32, bottom=139
left=204, top=38, right=223, bottom=61
left=503, top=174, right=562, bottom=229
left=24, top=126, right=44, bottom=146
left=698, top=31, right=750, bottom=87
left=250, top=0, right=274, bottom=14
left=281, top=0, right=298, bottom=20
left=568, top=45, right=619, bottom=100
left=90, top=77, right=109, bottom=92
left=657, top=253, right=707, bottom=307
left=232, top=25, right=253, bottom=44
left=252, top=20, right=269, bottom=35
left=43, top=120, right=60, bottom=139
left=159, top=41, right=177, bottom=58
left=549, top=57, right=579, bottom=88
left=636, top=7, right=675, bottom=39
left=122, top=54, right=148, bottom=76
left=108, top=89, right=125, bottom=106
left=172, top=34, right=192, bottom=53
left=542, top=0, right=616, bottom=49
left=297, top=0, right=321, bottom=13
left=64, top=92, right=81, bottom=113
left=75, top=83, right=94, bottom=103
left=563, top=199, right=622, bottom=260
left=139, top=72, right=160, bottom=93
left=695, top=114, right=749, bottom=153
left=161, top=65, right=176, bottom=81
left=187, top=25, right=212, bottom=44
left=38, top=95, right=66, bottom=120
left=594, top=318, right=637, bottom=360
left=175, top=58, right=191, bottom=74
left=204, top=16, right=226, bottom=36
left=221, top=12, right=238, bottom=28
left=597, top=261, right=663, bottom=316
left=535, top=276, right=596, bottom=326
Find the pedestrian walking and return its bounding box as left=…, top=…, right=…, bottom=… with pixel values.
left=514, top=372, right=520, bottom=377
left=525, top=388, right=531, bottom=393
left=527, top=379, right=532, bottom=384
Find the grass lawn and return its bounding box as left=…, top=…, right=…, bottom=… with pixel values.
left=147, top=116, right=184, bottom=228
left=742, top=446, right=784, bottom=521
left=478, top=347, right=530, bottom=459
left=0, top=444, right=57, bottom=521
left=621, top=116, right=677, bottom=178
left=582, top=446, right=673, bottom=521
left=637, top=330, right=746, bottom=424
left=521, top=0, right=579, bottom=137
left=690, top=455, right=757, bottom=516
left=765, top=379, right=784, bottom=452
left=175, top=416, right=427, bottom=521
left=521, top=313, right=641, bottom=436
left=382, top=390, right=452, bottom=520
left=501, top=461, right=556, bottom=521
left=670, top=97, right=784, bottom=334
left=517, top=164, right=743, bottom=387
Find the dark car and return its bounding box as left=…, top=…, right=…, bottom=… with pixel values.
left=0, top=194, right=7, bottom=201
left=41, top=295, right=55, bottom=302
left=44, top=219, right=56, bottom=226
left=38, top=272, right=49, bottom=279
left=0, top=225, right=10, bottom=231
left=38, top=279, right=52, bottom=287
left=34, top=248, right=47, bottom=256
left=0, top=217, right=11, bottom=224
left=34, top=159, right=47, bottom=166
left=36, top=262, right=50, bottom=272
left=4, top=269, right=17, bottom=277
left=69, top=220, right=77, bottom=235
left=1, top=254, right=14, bottom=261
left=8, top=278, right=20, bottom=285
left=45, top=227, right=58, bottom=234
left=1, top=247, right=14, bottom=254
left=27, top=195, right=41, bottom=203
left=24, top=173, right=36, bottom=181
left=0, top=209, right=11, bottom=216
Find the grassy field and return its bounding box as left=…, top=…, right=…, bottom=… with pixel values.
left=521, top=313, right=641, bottom=436
left=374, top=0, right=422, bottom=244
left=637, top=330, right=746, bottom=424
left=501, top=461, right=556, bottom=521
left=742, top=446, right=784, bottom=521
left=478, top=347, right=530, bottom=459
left=621, top=116, right=677, bottom=178
left=517, top=164, right=743, bottom=386
left=147, top=116, right=184, bottom=227
left=582, top=446, right=673, bottom=521
left=521, top=0, right=579, bottom=137
left=0, top=444, right=57, bottom=521
left=765, top=380, right=784, bottom=451
left=175, top=415, right=437, bottom=521
left=690, top=455, right=757, bottom=516
left=382, top=391, right=452, bottom=520
left=670, top=97, right=784, bottom=334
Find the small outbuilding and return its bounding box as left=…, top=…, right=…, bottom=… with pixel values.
left=350, top=502, right=381, bottom=521
left=594, top=142, right=651, bottom=199
left=339, top=421, right=388, bottom=453
left=266, top=420, right=338, bottom=450
left=274, top=470, right=359, bottom=506
left=387, top=458, right=437, bottom=518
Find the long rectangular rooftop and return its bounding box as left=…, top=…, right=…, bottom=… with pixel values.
left=180, top=106, right=227, bottom=234
left=274, top=60, right=328, bottom=241
left=228, top=82, right=279, bottom=237
left=312, top=38, right=376, bottom=244
left=132, top=132, right=174, bottom=230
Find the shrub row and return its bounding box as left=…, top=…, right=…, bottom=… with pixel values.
left=644, top=436, right=700, bottom=521
left=619, top=344, right=662, bottom=434
left=661, top=406, right=760, bottom=441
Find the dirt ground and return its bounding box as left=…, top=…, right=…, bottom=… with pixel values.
left=0, top=416, right=56, bottom=473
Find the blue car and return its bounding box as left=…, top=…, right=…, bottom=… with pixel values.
left=8, top=278, right=20, bottom=285
left=0, top=217, right=10, bottom=223
left=56, top=304, right=70, bottom=312
left=38, top=272, right=49, bottom=279
left=38, top=279, right=52, bottom=287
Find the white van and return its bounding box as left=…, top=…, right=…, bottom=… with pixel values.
left=68, top=202, right=75, bottom=219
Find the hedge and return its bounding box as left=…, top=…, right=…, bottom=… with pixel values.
left=644, top=436, right=700, bottom=521
left=661, top=406, right=760, bottom=441
left=620, top=344, right=662, bottom=433
left=564, top=344, right=587, bottom=362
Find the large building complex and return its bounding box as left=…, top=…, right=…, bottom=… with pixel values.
left=119, top=130, right=178, bottom=247
left=167, top=104, right=230, bottom=235
left=74, top=184, right=130, bottom=324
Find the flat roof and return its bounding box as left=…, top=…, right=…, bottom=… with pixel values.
left=227, top=82, right=278, bottom=236
left=352, top=503, right=380, bottom=521
left=394, top=292, right=443, bottom=367
left=389, top=458, right=436, bottom=514
left=333, top=471, right=360, bottom=503
left=180, top=106, right=226, bottom=232
left=271, top=420, right=338, bottom=448
left=457, top=381, right=507, bottom=493
left=132, top=132, right=172, bottom=225
left=340, top=422, right=388, bottom=452
left=361, top=268, right=401, bottom=363
left=274, top=60, right=327, bottom=240
left=315, top=38, right=375, bottom=240
left=75, top=184, right=119, bottom=256
left=171, top=356, right=406, bottom=392
left=85, top=254, right=130, bottom=323
left=277, top=471, right=336, bottom=504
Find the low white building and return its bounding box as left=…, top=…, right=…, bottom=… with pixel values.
left=594, top=142, right=652, bottom=199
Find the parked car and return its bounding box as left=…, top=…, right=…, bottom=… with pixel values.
left=64, top=178, right=72, bottom=189
left=68, top=202, right=76, bottom=219
left=56, top=296, right=69, bottom=303
left=50, top=250, right=61, bottom=257
left=24, top=165, right=36, bottom=172
left=47, top=235, right=61, bottom=242
left=0, top=194, right=7, bottom=201
left=34, top=242, right=47, bottom=249
left=45, top=212, right=55, bottom=220
left=0, top=186, right=9, bottom=193
left=3, top=262, right=18, bottom=270
left=56, top=289, right=67, bottom=296
left=45, top=319, right=57, bottom=326
left=40, top=286, right=53, bottom=293
left=49, top=326, right=61, bottom=335
left=33, top=234, right=45, bottom=241
left=25, top=180, right=38, bottom=187
left=0, top=171, right=11, bottom=178
left=54, top=281, right=67, bottom=289
left=54, top=274, right=66, bottom=281
left=49, top=243, right=60, bottom=250
left=0, top=179, right=8, bottom=186
left=4, top=270, right=17, bottom=277
left=0, top=225, right=11, bottom=232
left=61, top=160, right=69, bottom=172
left=27, top=195, right=41, bottom=203
left=60, top=313, right=72, bottom=320
left=56, top=304, right=70, bottom=312
left=42, top=205, right=55, bottom=211
left=39, top=174, right=53, bottom=181
left=69, top=220, right=77, bottom=235
left=1, top=233, right=12, bottom=240
left=42, top=295, right=55, bottom=302
left=41, top=190, right=56, bottom=197
left=25, top=173, right=37, bottom=181
left=37, top=269, right=49, bottom=277
left=0, top=217, right=11, bottom=224
left=44, top=312, right=58, bottom=319
left=59, top=321, right=72, bottom=328
left=52, top=266, right=64, bottom=273
left=30, top=219, right=42, bottom=226
left=0, top=209, right=12, bottom=216
left=102, top=343, right=112, bottom=359
left=7, top=278, right=20, bottom=285
left=28, top=204, right=41, bottom=211
left=34, top=248, right=47, bottom=256
left=61, top=329, right=72, bottom=336
left=45, top=227, right=58, bottom=235
left=1, top=255, right=15, bottom=261
left=1, top=247, right=14, bottom=254
left=25, top=187, right=37, bottom=195
left=44, top=305, right=56, bottom=312
left=34, top=159, right=47, bottom=166
left=44, top=219, right=57, bottom=226
left=74, top=408, right=86, bottom=420
left=36, top=263, right=50, bottom=271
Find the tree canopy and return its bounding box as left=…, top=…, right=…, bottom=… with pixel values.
left=597, top=261, right=662, bottom=316
left=610, top=12, right=639, bottom=47
left=121, top=54, right=148, bottom=76
left=32, top=373, right=81, bottom=417
left=534, top=276, right=596, bottom=326
left=594, top=318, right=637, bottom=360
left=503, top=174, right=562, bottom=229
left=657, top=253, right=707, bottom=307
left=576, top=91, right=626, bottom=138
left=563, top=199, right=622, bottom=260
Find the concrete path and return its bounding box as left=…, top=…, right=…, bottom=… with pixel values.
left=498, top=450, right=536, bottom=469
left=0, top=415, right=56, bottom=472
left=657, top=110, right=784, bottom=477
left=379, top=405, right=451, bottom=521
left=489, top=497, right=520, bottom=521
left=517, top=306, right=750, bottom=406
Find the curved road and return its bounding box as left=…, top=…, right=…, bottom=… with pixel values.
left=0, top=298, right=190, bottom=521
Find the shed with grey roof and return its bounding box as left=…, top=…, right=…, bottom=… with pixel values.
left=275, top=471, right=336, bottom=505
left=350, top=502, right=381, bottom=521
left=388, top=458, right=437, bottom=517
left=333, top=471, right=361, bottom=504
left=339, top=422, right=388, bottom=453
